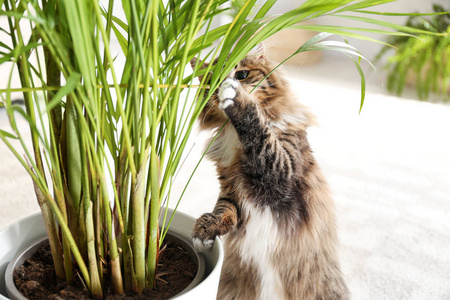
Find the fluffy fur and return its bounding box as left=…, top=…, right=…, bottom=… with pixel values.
left=191, top=45, right=349, bottom=300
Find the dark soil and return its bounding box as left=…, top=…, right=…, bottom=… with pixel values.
left=13, top=238, right=197, bottom=299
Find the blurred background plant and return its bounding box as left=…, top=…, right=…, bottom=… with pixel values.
left=376, top=4, right=449, bottom=101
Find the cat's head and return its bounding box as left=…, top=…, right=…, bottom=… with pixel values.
left=191, top=44, right=313, bottom=130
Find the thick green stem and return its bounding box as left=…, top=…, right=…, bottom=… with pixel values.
left=44, top=48, right=62, bottom=147
left=99, top=174, right=124, bottom=294
left=93, top=187, right=104, bottom=283
left=146, top=0, right=162, bottom=288
left=64, top=96, right=86, bottom=259
left=86, top=201, right=103, bottom=300
left=81, top=128, right=103, bottom=299
left=131, top=168, right=147, bottom=292
left=55, top=187, right=74, bottom=282
left=33, top=183, right=66, bottom=279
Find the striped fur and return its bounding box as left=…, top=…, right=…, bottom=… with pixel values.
left=191, top=45, right=349, bottom=300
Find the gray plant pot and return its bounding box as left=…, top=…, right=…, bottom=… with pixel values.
left=0, top=209, right=223, bottom=300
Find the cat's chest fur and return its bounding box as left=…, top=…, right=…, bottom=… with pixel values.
left=239, top=203, right=285, bottom=299
left=206, top=124, right=241, bottom=167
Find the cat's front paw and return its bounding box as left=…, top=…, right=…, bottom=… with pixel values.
left=193, top=237, right=214, bottom=252
left=192, top=213, right=220, bottom=251
left=218, top=78, right=239, bottom=110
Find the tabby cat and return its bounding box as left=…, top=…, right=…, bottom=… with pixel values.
left=191, top=44, right=349, bottom=300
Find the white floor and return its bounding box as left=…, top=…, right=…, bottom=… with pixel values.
left=1, top=53, right=450, bottom=299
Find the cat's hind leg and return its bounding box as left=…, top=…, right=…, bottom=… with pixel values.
left=217, top=240, right=259, bottom=300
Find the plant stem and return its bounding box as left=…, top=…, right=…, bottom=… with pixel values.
left=146, top=0, right=162, bottom=288
left=86, top=201, right=103, bottom=300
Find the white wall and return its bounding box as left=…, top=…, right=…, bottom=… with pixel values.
left=268, top=0, right=449, bottom=60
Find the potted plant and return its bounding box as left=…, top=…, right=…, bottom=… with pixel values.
left=0, top=0, right=443, bottom=299
left=375, top=4, right=450, bottom=101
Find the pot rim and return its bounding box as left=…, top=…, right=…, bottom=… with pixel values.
left=1, top=209, right=224, bottom=300
left=5, top=231, right=205, bottom=300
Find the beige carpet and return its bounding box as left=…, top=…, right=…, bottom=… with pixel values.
left=1, top=66, right=449, bottom=299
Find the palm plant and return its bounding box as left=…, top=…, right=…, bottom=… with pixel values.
left=0, top=0, right=444, bottom=298
left=375, top=4, right=450, bottom=100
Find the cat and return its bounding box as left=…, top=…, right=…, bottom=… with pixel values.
left=191, top=44, right=349, bottom=300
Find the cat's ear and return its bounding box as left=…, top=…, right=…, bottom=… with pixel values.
left=190, top=57, right=210, bottom=81
left=190, top=57, right=199, bottom=70
left=248, top=43, right=265, bottom=59
left=190, top=57, right=209, bottom=71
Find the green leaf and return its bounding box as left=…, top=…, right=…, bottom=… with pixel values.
left=253, top=0, right=276, bottom=20
left=334, top=0, right=396, bottom=13
left=10, top=105, right=43, bottom=141
left=349, top=55, right=366, bottom=113
left=46, top=72, right=81, bottom=112
left=292, top=24, right=416, bottom=46
left=110, top=15, right=129, bottom=32
left=0, top=129, right=18, bottom=139
left=0, top=10, right=46, bottom=24
left=0, top=40, right=12, bottom=51
left=336, top=14, right=447, bottom=36
left=355, top=10, right=450, bottom=17
left=0, top=42, right=41, bottom=64
left=191, top=23, right=230, bottom=50
left=111, top=23, right=128, bottom=56
left=294, top=32, right=334, bottom=53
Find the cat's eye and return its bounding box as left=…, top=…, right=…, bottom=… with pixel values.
left=235, top=70, right=249, bottom=80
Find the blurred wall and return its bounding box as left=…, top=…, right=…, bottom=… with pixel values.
left=268, top=0, right=449, bottom=60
